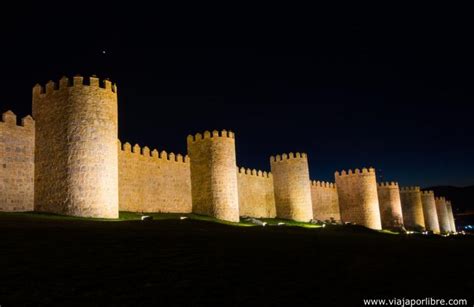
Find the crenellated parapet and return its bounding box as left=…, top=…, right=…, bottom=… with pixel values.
left=377, top=181, right=398, bottom=188
left=119, top=141, right=189, bottom=163
left=420, top=190, right=434, bottom=196
left=0, top=110, right=35, bottom=130
left=187, top=129, right=234, bottom=144
left=311, top=180, right=336, bottom=189
left=270, top=152, right=307, bottom=163
left=400, top=186, right=421, bottom=192
left=32, top=75, right=117, bottom=98
left=238, top=167, right=272, bottom=178
left=334, top=167, right=375, bottom=178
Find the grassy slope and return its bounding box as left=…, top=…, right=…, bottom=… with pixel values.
left=0, top=212, right=473, bottom=306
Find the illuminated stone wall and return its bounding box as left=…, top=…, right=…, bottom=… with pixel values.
left=445, top=200, right=456, bottom=233
left=0, top=111, right=34, bottom=211
left=32, top=76, right=119, bottom=218
left=377, top=182, right=404, bottom=230
left=187, top=130, right=240, bottom=222
left=435, top=197, right=450, bottom=233
left=335, top=168, right=381, bottom=230
left=118, top=142, right=192, bottom=213
left=400, top=187, right=425, bottom=231
left=270, top=153, right=313, bottom=222
left=237, top=167, right=276, bottom=218
left=420, top=190, right=440, bottom=233
left=310, top=180, right=340, bottom=221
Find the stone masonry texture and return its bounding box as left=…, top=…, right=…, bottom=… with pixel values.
left=377, top=182, right=404, bottom=230
left=446, top=200, right=456, bottom=233
left=270, top=153, right=313, bottom=222
left=32, top=76, right=119, bottom=218
left=0, top=111, right=34, bottom=211
left=420, top=191, right=440, bottom=233
left=237, top=167, right=276, bottom=218
left=400, top=187, right=425, bottom=231
left=187, top=130, right=240, bottom=222
left=435, top=197, right=451, bottom=233
left=310, top=181, right=340, bottom=221
left=0, top=74, right=461, bottom=227
left=335, top=168, right=382, bottom=230
left=118, top=142, right=192, bottom=213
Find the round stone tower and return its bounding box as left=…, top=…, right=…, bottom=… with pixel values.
left=400, top=187, right=425, bottom=231
left=270, top=153, right=313, bottom=222
left=377, top=182, right=404, bottom=230
left=335, top=168, right=381, bottom=230
left=32, top=76, right=119, bottom=218
left=420, top=190, right=440, bottom=233
left=187, top=130, right=239, bottom=222
left=435, top=197, right=450, bottom=233
left=435, top=197, right=451, bottom=233
left=446, top=200, right=456, bottom=233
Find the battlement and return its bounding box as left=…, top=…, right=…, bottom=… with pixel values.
left=0, top=110, right=35, bottom=129
left=238, top=167, right=272, bottom=178
left=119, top=141, right=189, bottom=163
left=311, top=180, right=336, bottom=189
left=420, top=190, right=434, bottom=196
left=187, top=130, right=235, bottom=143
left=435, top=196, right=446, bottom=201
left=400, top=186, right=421, bottom=192
left=377, top=181, right=398, bottom=188
left=334, top=167, right=375, bottom=178
left=33, top=75, right=117, bottom=97
left=270, top=152, right=307, bottom=163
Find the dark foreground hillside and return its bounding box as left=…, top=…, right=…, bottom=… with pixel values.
left=0, top=213, right=473, bottom=306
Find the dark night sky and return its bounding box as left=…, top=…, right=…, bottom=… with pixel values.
left=1, top=5, right=473, bottom=187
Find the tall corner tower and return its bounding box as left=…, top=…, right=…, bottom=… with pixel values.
left=32, top=75, right=119, bottom=218
left=400, top=186, right=425, bottom=231
left=335, top=168, right=382, bottom=230
left=420, top=190, right=440, bottom=233
left=270, top=153, right=313, bottom=222
left=187, top=130, right=239, bottom=222
left=377, top=182, right=404, bottom=230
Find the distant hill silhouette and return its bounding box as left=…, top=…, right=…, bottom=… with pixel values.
left=423, top=185, right=474, bottom=227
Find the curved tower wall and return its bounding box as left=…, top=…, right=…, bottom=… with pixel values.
left=335, top=168, right=381, bottom=230
left=400, top=187, right=425, bottom=231
left=32, top=76, right=119, bottom=218
left=377, top=182, right=404, bottom=230
left=435, top=197, right=450, bottom=233
left=420, top=191, right=440, bottom=233
left=270, top=153, right=313, bottom=222
left=187, top=130, right=239, bottom=222
left=446, top=200, right=456, bottom=233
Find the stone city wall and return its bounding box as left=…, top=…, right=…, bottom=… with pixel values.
left=310, top=180, right=340, bottom=221
left=0, top=111, right=35, bottom=211
left=118, top=142, right=192, bottom=213
left=237, top=167, right=276, bottom=218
